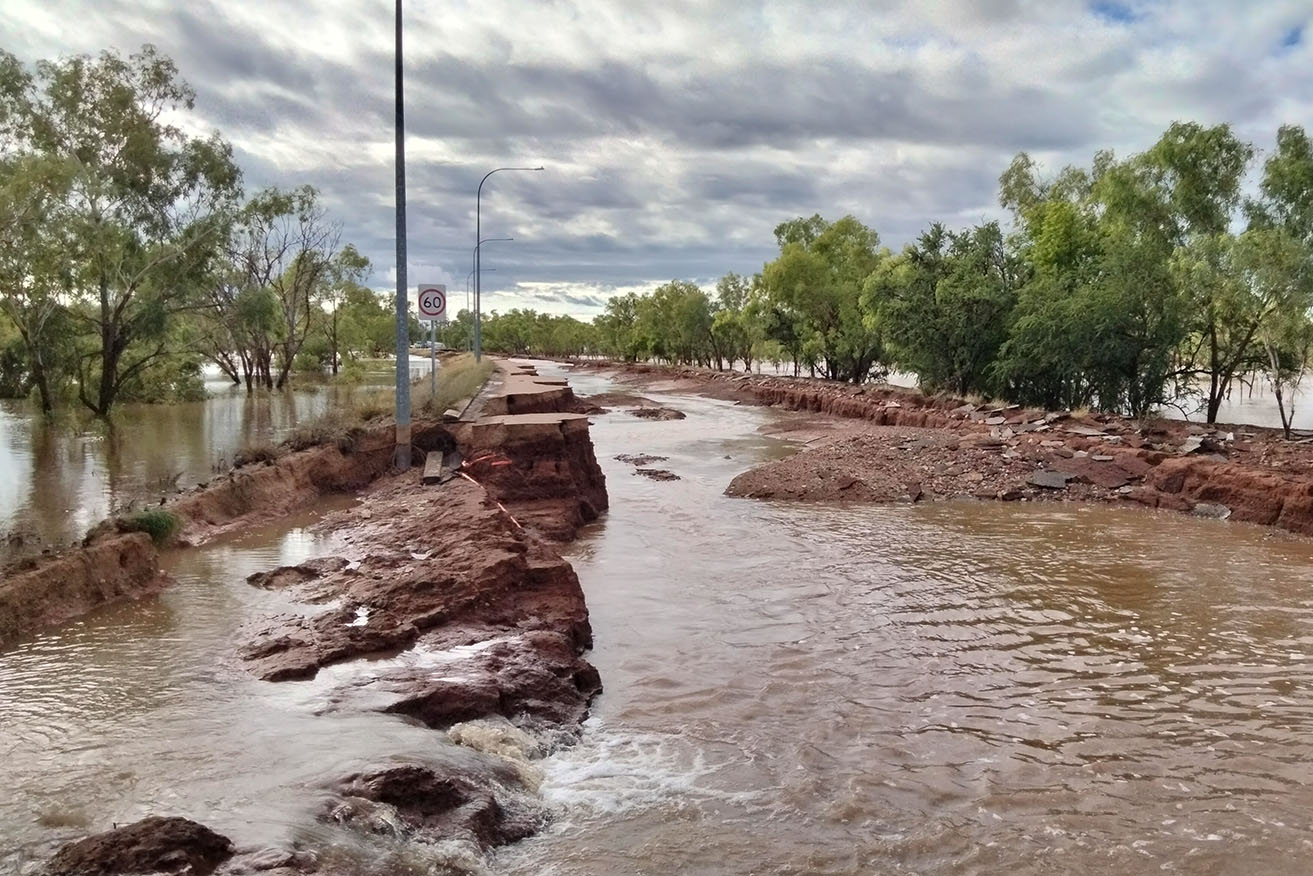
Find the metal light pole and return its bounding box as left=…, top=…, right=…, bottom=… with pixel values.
left=392, top=0, right=411, bottom=469
left=465, top=268, right=495, bottom=350
left=470, top=236, right=512, bottom=355
left=475, top=167, right=542, bottom=361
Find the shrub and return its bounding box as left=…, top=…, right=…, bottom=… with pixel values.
left=284, top=410, right=364, bottom=453
left=121, top=509, right=182, bottom=545
left=233, top=442, right=282, bottom=468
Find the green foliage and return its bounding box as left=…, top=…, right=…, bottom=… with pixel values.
left=121, top=509, right=182, bottom=545
left=761, top=215, right=884, bottom=382
left=865, top=222, right=1019, bottom=396
left=480, top=309, right=600, bottom=359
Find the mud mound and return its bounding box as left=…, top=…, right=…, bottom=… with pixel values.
left=238, top=478, right=594, bottom=684
left=577, top=392, right=659, bottom=409
left=44, top=816, right=233, bottom=876
left=615, top=453, right=668, bottom=466
left=380, top=629, right=602, bottom=729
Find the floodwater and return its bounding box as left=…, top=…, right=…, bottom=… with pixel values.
left=0, top=503, right=536, bottom=874
left=0, top=359, right=434, bottom=563
left=5, top=363, right=1313, bottom=874
left=495, top=365, right=1313, bottom=875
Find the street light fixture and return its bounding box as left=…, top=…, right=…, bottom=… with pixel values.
left=475, top=166, right=542, bottom=361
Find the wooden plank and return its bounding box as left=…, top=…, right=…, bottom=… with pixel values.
left=421, top=452, right=445, bottom=485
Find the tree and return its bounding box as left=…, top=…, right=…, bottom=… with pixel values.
left=1, top=45, right=242, bottom=416
left=761, top=215, right=884, bottom=382
left=0, top=154, right=74, bottom=412
left=595, top=292, right=642, bottom=361
left=214, top=186, right=341, bottom=390
left=319, top=244, right=370, bottom=376
left=865, top=221, right=1020, bottom=396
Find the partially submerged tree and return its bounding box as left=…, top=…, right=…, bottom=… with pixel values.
left=1, top=45, right=242, bottom=416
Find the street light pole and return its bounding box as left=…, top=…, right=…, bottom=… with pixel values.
left=475, top=166, right=542, bottom=361
left=465, top=267, right=495, bottom=350
left=392, top=0, right=411, bottom=470
left=465, top=267, right=496, bottom=315
left=471, top=236, right=512, bottom=310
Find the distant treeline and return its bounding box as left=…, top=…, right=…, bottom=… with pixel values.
left=458, top=121, right=1313, bottom=436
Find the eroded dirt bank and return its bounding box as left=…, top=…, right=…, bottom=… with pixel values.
left=0, top=425, right=442, bottom=650
left=35, top=361, right=610, bottom=874
left=571, top=360, right=1313, bottom=537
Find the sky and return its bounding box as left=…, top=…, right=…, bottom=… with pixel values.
left=3, top=0, right=1312, bottom=318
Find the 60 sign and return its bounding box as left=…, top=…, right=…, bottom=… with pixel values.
left=417, top=284, right=447, bottom=320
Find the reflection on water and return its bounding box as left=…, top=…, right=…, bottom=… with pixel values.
left=493, top=364, right=1313, bottom=876
left=7, top=362, right=1313, bottom=875
left=0, top=361, right=433, bottom=562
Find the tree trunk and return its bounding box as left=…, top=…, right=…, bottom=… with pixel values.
left=30, top=353, right=53, bottom=415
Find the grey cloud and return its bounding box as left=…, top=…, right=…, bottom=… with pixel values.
left=8, top=0, right=1304, bottom=320
left=398, top=56, right=1098, bottom=152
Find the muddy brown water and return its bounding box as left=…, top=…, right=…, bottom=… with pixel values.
left=5, top=363, right=1313, bottom=874
left=0, top=360, right=436, bottom=565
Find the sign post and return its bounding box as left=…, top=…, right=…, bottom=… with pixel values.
left=417, top=284, right=447, bottom=402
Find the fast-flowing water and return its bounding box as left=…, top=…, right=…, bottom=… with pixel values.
left=5, top=364, right=1313, bottom=875
left=494, top=365, right=1313, bottom=875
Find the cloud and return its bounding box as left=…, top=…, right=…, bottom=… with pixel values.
left=6, top=0, right=1313, bottom=316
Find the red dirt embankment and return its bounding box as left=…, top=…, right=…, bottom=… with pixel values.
left=41, top=360, right=611, bottom=872
left=0, top=425, right=443, bottom=650
left=0, top=532, right=162, bottom=648
left=573, top=360, right=1313, bottom=537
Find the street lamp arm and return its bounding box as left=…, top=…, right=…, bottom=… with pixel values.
left=476, top=165, right=543, bottom=361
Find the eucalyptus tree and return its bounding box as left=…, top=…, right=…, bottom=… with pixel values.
left=214, top=186, right=342, bottom=390
left=762, top=215, right=884, bottom=382
left=864, top=221, right=1021, bottom=396
left=319, top=244, right=371, bottom=376
left=0, top=45, right=242, bottom=416
left=0, top=154, right=75, bottom=412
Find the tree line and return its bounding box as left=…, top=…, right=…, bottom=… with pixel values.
left=0, top=45, right=402, bottom=417
left=461, top=121, right=1313, bottom=436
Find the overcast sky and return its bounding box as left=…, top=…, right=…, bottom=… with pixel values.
left=4, top=0, right=1311, bottom=317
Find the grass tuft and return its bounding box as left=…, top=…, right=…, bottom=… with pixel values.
left=233, top=442, right=282, bottom=468
left=121, top=509, right=182, bottom=545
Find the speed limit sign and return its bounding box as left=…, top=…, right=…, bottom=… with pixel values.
left=417, top=284, right=447, bottom=321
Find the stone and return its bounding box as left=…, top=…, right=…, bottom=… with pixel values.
left=1191, top=502, right=1233, bottom=520
left=1028, top=470, right=1073, bottom=489
left=985, top=416, right=1007, bottom=426
left=634, top=468, right=681, bottom=481
left=44, top=817, right=234, bottom=876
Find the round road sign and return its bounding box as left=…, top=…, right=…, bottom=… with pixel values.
left=418, top=284, right=447, bottom=320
